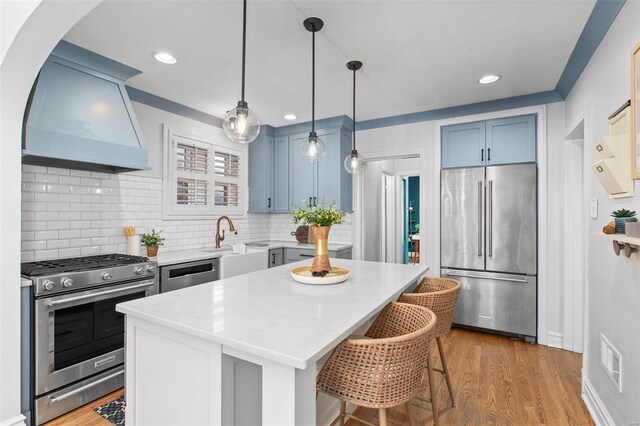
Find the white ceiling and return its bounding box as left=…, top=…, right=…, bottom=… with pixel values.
left=64, top=0, right=595, bottom=127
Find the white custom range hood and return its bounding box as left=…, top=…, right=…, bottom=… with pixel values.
left=23, top=41, right=149, bottom=173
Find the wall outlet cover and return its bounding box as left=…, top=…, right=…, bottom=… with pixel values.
left=600, top=333, right=622, bottom=393
left=591, top=198, right=598, bottom=219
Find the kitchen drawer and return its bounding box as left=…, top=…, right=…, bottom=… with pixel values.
left=268, top=248, right=284, bottom=268
left=284, top=248, right=315, bottom=264
left=444, top=269, right=537, bottom=338
left=284, top=247, right=352, bottom=264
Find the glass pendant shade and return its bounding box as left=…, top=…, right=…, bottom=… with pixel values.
left=344, top=150, right=362, bottom=173
left=223, top=103, right=260, bottom=144
left=299, top=132, right=326, bottom=162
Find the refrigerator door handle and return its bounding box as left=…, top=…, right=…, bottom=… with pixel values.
left=488, top=180, right=493, bottom=257
left=477, top=181, right=483, bottom=256
left=444, top=272, right=528, bottom=284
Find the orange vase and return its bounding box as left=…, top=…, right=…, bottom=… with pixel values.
left=310, top=226, right=331, bottom=273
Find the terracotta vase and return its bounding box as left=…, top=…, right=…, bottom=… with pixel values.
left=310, top=226, right=331, bottom=273
left=146, top=246, right=159, bottom=257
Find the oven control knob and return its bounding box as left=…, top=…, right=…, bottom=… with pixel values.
left=43, top=280, right=55, bottom=291
left=135, top=267, right=145, bottom=275
left=146, top=265, right=157, bottom=274
left=61, top=278, right=73, bottom=288
left=102, top=272, right=113, bottom=281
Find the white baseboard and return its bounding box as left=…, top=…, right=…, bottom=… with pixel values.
left=0, top=414, right=26, bottom=426
left=547, top=331, right=564, bottom=348
left=582, top=378, right=615, bottom=426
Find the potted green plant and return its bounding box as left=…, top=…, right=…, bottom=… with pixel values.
left=140, top=229, right=165, bottom=257
left=611, top=208, right=637, bottom=234
left=292, top=200, right=346, bottom=275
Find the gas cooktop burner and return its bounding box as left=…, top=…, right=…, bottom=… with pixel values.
left=22, top=254, right=150, bottom=277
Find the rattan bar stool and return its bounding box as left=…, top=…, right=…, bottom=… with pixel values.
left=398, top=277, right=461, bottom=421
left=317, top=302, right=437, bottom=426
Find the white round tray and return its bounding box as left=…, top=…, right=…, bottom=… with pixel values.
left=290, top=266, right=350, bottom=285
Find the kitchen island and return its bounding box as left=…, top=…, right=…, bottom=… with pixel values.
left=116, top=259, right=428, bottom=425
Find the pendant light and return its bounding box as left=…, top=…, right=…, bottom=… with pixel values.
left=223, top=0, right=260, bottom=144
left=344, top=60, right=363, bottom=173
left=300, top=17, right=326, bottom=162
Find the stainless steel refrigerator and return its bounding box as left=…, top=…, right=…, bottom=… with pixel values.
left=441, top=163, right=537, bottom=341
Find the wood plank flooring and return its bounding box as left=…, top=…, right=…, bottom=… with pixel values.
left=347, top=328, right=593, bottom=425
left=45, top=329, right=592, bottom=426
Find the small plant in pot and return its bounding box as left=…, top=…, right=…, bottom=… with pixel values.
left=140, top=229, right=165, bottom=257
left=611, top=209, right=637, bottom=234
left=292, top=200, right=346, bottom=276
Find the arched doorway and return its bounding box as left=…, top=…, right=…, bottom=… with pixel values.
left=0, top=2, right=102, bottom=423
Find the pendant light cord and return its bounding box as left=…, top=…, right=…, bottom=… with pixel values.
left=311, top=29, right=315, bottom=134
left=241, top=0, right=247, bottom=103
left=352, top=67, right=356, bottom=150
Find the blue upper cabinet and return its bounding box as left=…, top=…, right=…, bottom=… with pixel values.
left=441, top=114, right=536, bottom=169
left=441, top=121, right=486, bottom=169
left=273, top=136, right=290, bottom=212
left=289, top=133, right=316, bottom=208
left=247, top=117, right=353, bottom=213
left=248, top=126, right=274, bottom=213
left=485, top=115, right=536, bottom=165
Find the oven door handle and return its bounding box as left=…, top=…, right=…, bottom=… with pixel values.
left=46, top=281, right=155, bottom=307
left=49, top=369, right=124, bottom=403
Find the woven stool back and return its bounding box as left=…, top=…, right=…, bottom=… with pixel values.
left=398, top=277, right=461, bottom=337
left=316, top=302, right=436, bottom=409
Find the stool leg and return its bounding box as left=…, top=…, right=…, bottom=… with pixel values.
left=426, top=354, right=439, bottom=426
left=436, top=336, right=455, bottom=407
left=379, top=408, right=388, bottom=426
left=338, top=401, right=346, bottom=426
left=405, top=401, right=416, bottom=426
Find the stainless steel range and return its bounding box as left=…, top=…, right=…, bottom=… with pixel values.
left=21, top=254, right=158, bottom=425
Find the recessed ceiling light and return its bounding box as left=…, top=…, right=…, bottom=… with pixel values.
left=478, top=74, right=501, bottom=84
left=153, top=52, right=177, bottom=65
left=284, top=114, right=297, bottom=120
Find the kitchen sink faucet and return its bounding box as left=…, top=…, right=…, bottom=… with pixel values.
left=215, top=216, right=237, bottom=248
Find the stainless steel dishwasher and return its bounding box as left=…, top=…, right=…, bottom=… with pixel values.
left=160, top=258, right=219, bottom=293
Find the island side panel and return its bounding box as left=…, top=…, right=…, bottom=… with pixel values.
left=124, top=317, right=223, bottom=426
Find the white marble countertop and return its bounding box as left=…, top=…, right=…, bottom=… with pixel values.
left=117, top=259, right=427, bottom=369
left=151, top=240, right=352, bottom=267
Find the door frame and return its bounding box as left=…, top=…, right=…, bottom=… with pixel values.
left=433, top=105, right=549, bottom=344
left=397, top=172, right=420, bottom=264
left=562, top=109, right=590, bottom=353
left=353, top=150, right=428, bottom=267
left=380, top=171, right=395, bottom=262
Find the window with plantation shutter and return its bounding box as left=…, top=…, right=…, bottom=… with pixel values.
left=163, top=126, right=247, bottom=219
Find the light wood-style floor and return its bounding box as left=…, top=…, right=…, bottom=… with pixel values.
left=45, top=329, right=592, bottom=426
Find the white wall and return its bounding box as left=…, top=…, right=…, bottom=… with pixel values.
left=356, top=103, right=567, bottom=346
left=564, top=1, right=640, bottom=423
left=1, top=2, right=101, bottom=425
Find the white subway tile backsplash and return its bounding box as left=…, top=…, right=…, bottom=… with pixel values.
left=59, top=230, right=81, bottom=239
left=69, top=238, right=90, bottom=248
left=47, top=240, right=70, bottom=249
left=58, top=248, right=81, bottom=258
left=21, top=167, right=351, bottom=261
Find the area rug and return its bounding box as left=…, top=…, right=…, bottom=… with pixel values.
left=94, top=396, right=125, bottom=426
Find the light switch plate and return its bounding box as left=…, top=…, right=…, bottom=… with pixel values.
left=591, top=198, right=598, bottom=219
left=600, top=333, right=622, bottom=393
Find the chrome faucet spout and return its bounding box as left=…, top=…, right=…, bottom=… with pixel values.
left=215, top=216, right=236, bottom=248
